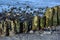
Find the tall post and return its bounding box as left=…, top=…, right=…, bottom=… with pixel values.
left=57, top=6, right=59, bottom=25
left=0, top=21, right=3, bottom=36
left=58, top=6, right=60, bottom=25
left=51, top=8, right=55, bottom=26
left=15, top=19, right=20, bottom=34
left=45, top=8, right=52, bottom=28
left=23, top=20, right=28, bottom=33
left=32, top=16, right=39, bottom=31
left=10, top=20, right=15, bottom=36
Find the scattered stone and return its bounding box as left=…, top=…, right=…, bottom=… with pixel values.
left=29, top=30, right=34, bottom=33
left=43, top=31, right=52, bottom=34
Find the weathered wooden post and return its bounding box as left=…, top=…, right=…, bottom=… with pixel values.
left=58, top=6, right=60, bottom=25
left=0, top=21, right=3, bottom=36
left=10, top=20, right=15, bottom=36
left=53, top=6, right=57, bottom=26
left=57, top=6, right=60, bottom=25
left=15, top=19, right=20, bottom=34
left=3, top=20, right=6, bottom=36
left=5, top=13, right=15, bottom=36
left=42, top=7, right=56, bottom=31
left=45, top=8, right=53, bottom=28
left=8, top=20, right=11, bottom=36
left=32, top=15, right=39, bottom=31
left=23, top=20, right=28, bottom=33
left=40, top=16, right=44, bottom=29
left=0, top=20, right=6, bottom=36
